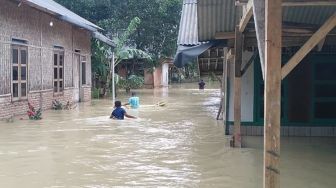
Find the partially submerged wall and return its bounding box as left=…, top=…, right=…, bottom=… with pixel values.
left=0, top=0, right=92, bottom=119
left=227, top=51, right=254, bottom=122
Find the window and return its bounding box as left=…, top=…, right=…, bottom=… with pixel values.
left=81, top=56, right=86, bottom=85
left=313, top=57, right=336, bottom=119
left=12, top=46, right=28, bottom=100
left=53, top=50, right=64, bottom=94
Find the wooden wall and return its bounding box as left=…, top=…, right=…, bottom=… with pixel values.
left=0, top=0, right=92, bottom=97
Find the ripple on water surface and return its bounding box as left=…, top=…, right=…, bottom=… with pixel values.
left=0, top=84, right=336, bottom=187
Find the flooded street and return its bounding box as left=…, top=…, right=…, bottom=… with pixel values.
left=0, top=83, right=336, bottom=188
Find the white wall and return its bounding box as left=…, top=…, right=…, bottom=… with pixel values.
left=227, top=51, right=254, bottom=122
left=161, top=63, right=169, bottom=87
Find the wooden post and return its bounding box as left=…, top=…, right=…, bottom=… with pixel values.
left=234, top=26, right=243, bottom=148
left=222, top=48, right=228, bottom=120
left=264, top=0, right=282, bottom=187
left=224, top=49, right=230, bottom=135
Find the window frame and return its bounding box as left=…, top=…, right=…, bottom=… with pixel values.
left=11, top=45, right=28, bottom=101
left=53, top=49, right=64, bottom=96
left=81, top=55, right=87, bottom=86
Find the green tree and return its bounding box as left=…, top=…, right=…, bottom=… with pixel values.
left=55, top=0, right=182, bottom=94
left=55, top=0, right=182, bottom=60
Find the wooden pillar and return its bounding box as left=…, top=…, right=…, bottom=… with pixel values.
left=234, top=26, right=243, bottom=148
left=222, top=48, right=228, bottom=118
left=224, top=49, right=231, bottom=135
left=264, top=0, right=282, bottom=187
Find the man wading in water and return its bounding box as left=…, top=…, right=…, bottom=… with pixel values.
left=198, top=80, right=205, bottom=90
left=110, top=101, right=136, bottom=120
left=124, top=92, right=140, bottom=109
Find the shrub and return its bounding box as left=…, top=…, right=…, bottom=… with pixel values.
left=92, top=87, right=100, bottom=99
left=117, top=75, right=144, bottom=91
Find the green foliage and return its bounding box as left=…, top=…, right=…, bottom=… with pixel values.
left=91, top=87, right=100, bottom=99
left=28, top=109, right=42, bottom=120
left=52, top=100, right=63, bottom=110
left=54, top=0, right=182, bottom=94
left=114, top=17, right=141, bottom=52
left=117, top=48, right=152, bottom=65
left=117, top=75, right=144, bottom=90
left=128, top=75, right=144, bottom=89
left=54, top=0, right=182, bottom=59
left=91, top=40, right=111, bottom=81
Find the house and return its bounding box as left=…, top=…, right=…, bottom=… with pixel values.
left=144, top=58, right=172, bottom=88
left=0, top=0, right=114, bottom=119
left=177, top=0, right=336, bottom=185
left=177, top=0, right=336, bottom=137
left=174, top=0, right=229, bottom=77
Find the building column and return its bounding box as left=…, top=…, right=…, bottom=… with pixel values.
left=264, top=0, right=282, bottom=187
left=234, top=26, right=243, bottom=148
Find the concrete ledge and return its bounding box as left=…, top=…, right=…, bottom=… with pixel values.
left=228, top=125, right=336, bottom=137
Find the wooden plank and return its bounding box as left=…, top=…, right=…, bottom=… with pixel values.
left=264, top=0, right=282, bottom=187
left=239, top=0, right=253, bottom=32
left=215, top=32, right=235, bottom=39
left=235, top=26, right=243, bottom=77
left=281, top=13, right=336, bottom=79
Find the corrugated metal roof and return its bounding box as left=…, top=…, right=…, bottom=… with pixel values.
left=283, top=6, right=336, bottom=25
left=177, top=0, right=199, bottom=45
left=21, top=0, right=102, bottom=31
left=17, top=0, right=115, bottom=46
left=197, top=0, right=237, bottom=42
left=197, top=0, right=336, bottom=42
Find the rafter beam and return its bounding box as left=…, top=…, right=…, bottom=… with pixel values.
left=215, top=32, right=235, bottom=39
left=239, top=0, right=253, bottom=32
left=282, top=13, right=336, bottom=79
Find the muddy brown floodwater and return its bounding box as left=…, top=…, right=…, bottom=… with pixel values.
left=0, top=83, right=336, bottom=188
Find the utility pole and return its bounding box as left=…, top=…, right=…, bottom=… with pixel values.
left=111, top=52, right=115, bottom=102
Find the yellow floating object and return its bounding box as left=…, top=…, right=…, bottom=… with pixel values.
left=157, top=102, right=166, bottom=107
